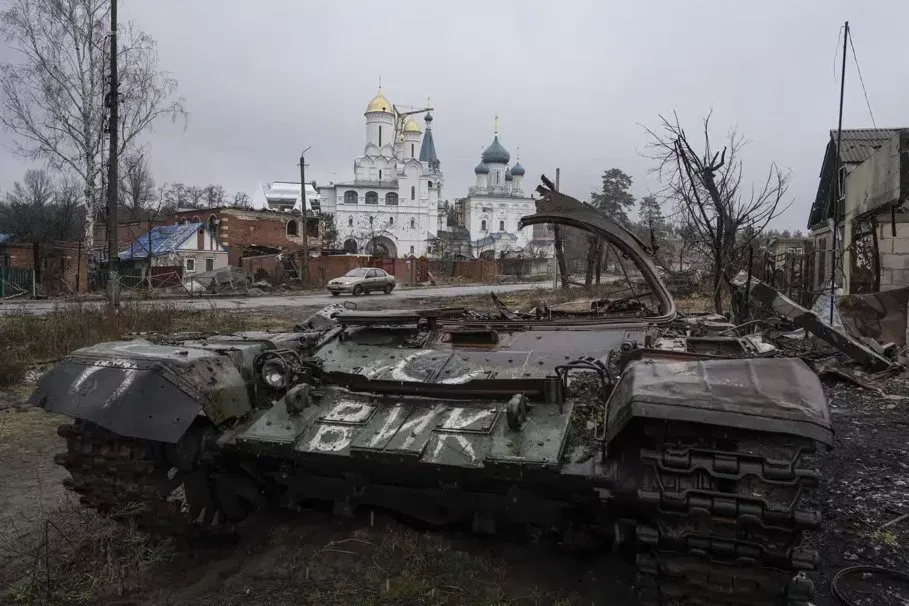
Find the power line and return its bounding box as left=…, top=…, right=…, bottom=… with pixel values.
left=848, top=30, right=876, bottom=128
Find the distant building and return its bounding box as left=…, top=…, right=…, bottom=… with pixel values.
left=119, top=222, right=228, bottom=275
left=317, top=88, right=442, bottom=257
left=261, top=182, right=320, bottom=212
left=766, top=236, right=808, bottom=258
left=460, top=125, right=537, bottom=258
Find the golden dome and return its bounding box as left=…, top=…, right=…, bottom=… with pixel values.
left=403, top=118, right=422, bottom=134
left=366, top=89, right=391, bottom=113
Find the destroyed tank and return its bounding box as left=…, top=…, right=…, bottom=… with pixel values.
left=31, top=183, right=832, bottom=605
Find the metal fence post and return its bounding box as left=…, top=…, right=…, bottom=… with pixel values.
left=31, top=269, right=36, bottom=298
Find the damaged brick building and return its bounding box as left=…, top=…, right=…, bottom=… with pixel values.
left=808, top=128, right=909, bottom=294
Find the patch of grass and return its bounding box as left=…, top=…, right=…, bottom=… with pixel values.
left=874, top=529, right=900, bottom=549
left=1, top=496, right=175, bottom=604
left=0, top=301, right=250, bottom=377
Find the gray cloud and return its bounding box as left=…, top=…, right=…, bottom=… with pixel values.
left=2, top=0, right=906, bottom=230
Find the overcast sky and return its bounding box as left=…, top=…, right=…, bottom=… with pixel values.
left=2, top=0, right=908, bottom=229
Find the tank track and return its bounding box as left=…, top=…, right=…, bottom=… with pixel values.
left=633, top=428, right=820, bottom=605
left=54, top=421, right=203, bottom=534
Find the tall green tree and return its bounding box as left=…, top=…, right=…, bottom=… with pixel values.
left=585, top=168, right=635, bottom=284
left=638, top=194, right=664, bottom=230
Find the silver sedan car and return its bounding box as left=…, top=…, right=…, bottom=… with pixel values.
left=327, top=267, right=396, bottom=296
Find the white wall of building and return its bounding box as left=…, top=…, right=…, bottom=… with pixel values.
left=317, top=92, right=442, bottom=257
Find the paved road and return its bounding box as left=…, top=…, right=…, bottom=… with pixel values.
left=0, top=282, right=543, bottom=316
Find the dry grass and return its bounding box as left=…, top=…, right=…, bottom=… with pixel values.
left=1, top=495, right=175, bottom=604
left=0, top=302, right=251, bottom=387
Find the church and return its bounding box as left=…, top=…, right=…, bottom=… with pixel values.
left=317, top=89, right=443, bottom=257
left=459, top=123, right=539, bottom=258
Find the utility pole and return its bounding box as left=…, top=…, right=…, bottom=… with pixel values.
left=830, top=20, right=848, bottom=324
left=299, top=147, right=311, bottom=285
left=552, top=168, right=569, bottom=290
left=106, top=0, right=120, bottom=306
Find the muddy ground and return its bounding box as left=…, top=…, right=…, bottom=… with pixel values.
left=0, top=304, right=907, bottom=605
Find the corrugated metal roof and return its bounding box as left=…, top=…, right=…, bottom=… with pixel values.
left=832, top=128, right=907, bottom=164
left=119, top=222, right=204, bottom=260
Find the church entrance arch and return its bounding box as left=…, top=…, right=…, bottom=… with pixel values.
left=367, top=235, right=397, bottom=258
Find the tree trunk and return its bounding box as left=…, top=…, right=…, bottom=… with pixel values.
left=553, top=225, right=569, bottom=290
left=712, top=258, right=724, bottom=314
left=595, top=242, right=604, bottom=285
left=584, top=235, right=597, bottom=285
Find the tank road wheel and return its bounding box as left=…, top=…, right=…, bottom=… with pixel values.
left=352, top=284, right=364, bottom=296
left=54, top=420, right=263, bottom=534
left=623, top=423, right=822, bottom=606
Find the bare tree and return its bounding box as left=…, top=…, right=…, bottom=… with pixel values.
left=232, top=191, right=251, bottom=209
left=645, top=112, right=790, bottom=313
left=203, top=184, right=225, bottom=208
left=0, top=168, right=84, bottom=242
left=0, top=0, right=185, bottom=267
left=120, top=152, right=155, bottom=216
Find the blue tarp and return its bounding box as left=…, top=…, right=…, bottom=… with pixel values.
left=119, top=222, right=204, bottom=261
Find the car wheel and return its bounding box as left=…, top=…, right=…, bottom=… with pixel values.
left=352, top=284, right=363, bottom=296
left=331, top=292, right=339, bottom=297
left=383, top=285, right=392, bottom=295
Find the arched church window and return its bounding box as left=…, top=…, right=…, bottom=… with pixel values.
left=428, top=181, right=433, bottom=189
left=365, top=191, right=378, bottom=205
left=499, top=220, right=505, bottom=232
left=496, top=172, right=500, bottom=185
left=369, top=216, right=374, bottom=226
left=410, top=218, right=415, bottom=229
left=191, top=215, right=200, bottom=223
left=389, top=217, right=394, bottom=225
left=379, top=126, right=382, bottom=146
left=344, top=190, right=357, bottom=204
left=411, top=144, right=414, bottom=157
left=378, top=169, right=382, bottom=180
left=385, top=192, right=398, bottom=205
left=348, top=217, right=353, bottom=227
left=287, top=220, right=299, bottom=237
left=410, top=186, right=415, bottom=200
left=481, top=220, right=487, bottom=231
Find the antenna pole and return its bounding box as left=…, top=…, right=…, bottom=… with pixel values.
left=830, top=21, right=848, bottom=324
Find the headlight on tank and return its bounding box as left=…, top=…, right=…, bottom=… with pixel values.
left=261, top=358, right=288, bottom=388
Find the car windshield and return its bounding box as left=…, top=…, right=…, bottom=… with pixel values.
left=344, top=268, right=369, bottom=277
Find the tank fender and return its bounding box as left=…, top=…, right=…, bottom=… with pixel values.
left=29, top=340, right=253, bottom=443
left=604, top=357, right=833, bottom=447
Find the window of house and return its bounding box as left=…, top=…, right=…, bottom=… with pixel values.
left=365, top=191, right=378, bottom=205
left=286, top=220, right=299, bottom=236
left=410, top=218, right=415, bottom=229
left=499, top=220, right=505, bottom=231
left=385, top=192, right=398, bottom=205
left=481, top=219, right=487, bottom=231
left=344, top=190, right=357, bottom=204
left=410, top=186, right=415, bottom=200
left=205, top=258, right=214, bottom=272
left=348, top=217, right=353, bottom=227
left=185, top=258, right=195, bottom=273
